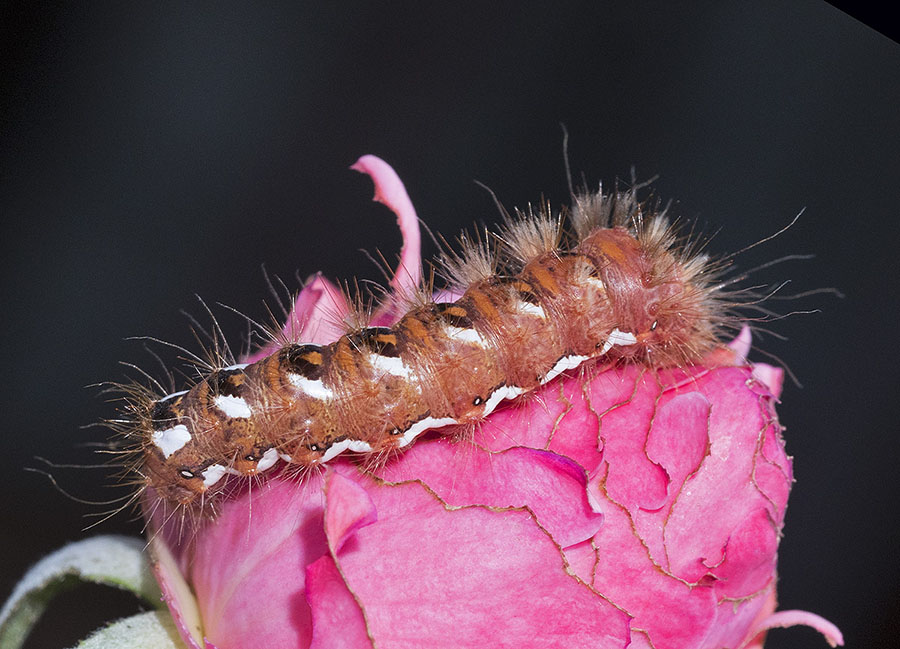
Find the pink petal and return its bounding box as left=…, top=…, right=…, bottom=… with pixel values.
left=590, top=368, right=670, bottom=513
left=753, top=405, right=793, bottom=523
left=476, top=388, right=569, bottom=452
left=189, top=473, right=329, bottom=649
left=475, top=369, right=618, bottom=473
left=588, top=491, right=718, bottom=649
left=324, top=468, right=631, bottom=649
left=728, top=326, right=753, bottom=359
left=738, top=587, right=778, bottom=649
left=747, top=609, right=845, bottom=647
left=562, top=539, right=598, bottom=582
left=707, top=508, right=778, bottom=600
left=244, top=273, right=350, bottom=363
left=375, top=443, right=603, bottom=547
left=546, top=377, right=607, bottom=470
left=430, top=287, right=464, bottom=303
left=724, top=327, right=785, bottom=398
left=350, top=155, right=422, bottom=325
left=323, top=470, right=378, bottom=553
left=703, top=583, right=777, bottom=649
left=305, top=555, right=373, bottom=649
left=243, top=156, right=423, bottom=363
left=626, top=630, right=655, bottom=649
left=634, top=391, right=712, bottom=568
left=659, top=369, right=786, bottom=587
left=752, top=363, right=784, bottom=398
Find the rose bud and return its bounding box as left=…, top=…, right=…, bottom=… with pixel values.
left=146, top=157, right=842, bottom=649
left=1, top=156, right=842, bottom=649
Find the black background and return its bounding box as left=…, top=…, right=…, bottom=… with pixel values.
left=2, top=2, right=898, bottom=647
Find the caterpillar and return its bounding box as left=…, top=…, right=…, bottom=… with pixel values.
left=115, top=161, right=744, bottom=518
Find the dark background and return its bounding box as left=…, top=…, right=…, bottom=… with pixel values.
left=2, top=2, right=897, bottom=647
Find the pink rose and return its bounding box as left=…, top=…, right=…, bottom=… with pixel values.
left=148, top=156, right=842, bottom=649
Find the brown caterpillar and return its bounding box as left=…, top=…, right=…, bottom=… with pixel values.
left=116, top=170, right=741, bottom=516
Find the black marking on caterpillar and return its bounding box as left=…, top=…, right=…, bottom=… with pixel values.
left=104, top=169, right=780, bottom=524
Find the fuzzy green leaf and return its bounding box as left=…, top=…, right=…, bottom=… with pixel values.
left=0, top=536, right=163, bottom=649
left=72, top=610, right=184, bottom=649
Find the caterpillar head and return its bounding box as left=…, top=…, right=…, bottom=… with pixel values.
left=142, top=443, right=221, bottom=506
left=583, top=225, right=717, bottom=364
left=141, top=395, right=226, bottom=507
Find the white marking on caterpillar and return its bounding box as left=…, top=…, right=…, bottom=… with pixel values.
left=152, top=425, right=192, bottom=458
left=369, top=354, right=413, bottom=378
left=288, top=374, right=335, bottom=400
left=586, top=276, right=605, bottom=291
left=543, top=355, right=591, bottom=384
left=599, top=328, right=638, bottom=354
left=201, top=464, right=229, bottom=488
left=482, top=385, right=527, bottom=416
left=224, top=363, right=249, bottom=371
left=256, top=448, right=280, bottom=472
left=214, top=394, right=253, bottom=419
left=445, top=326, right=487, bottom=346
left=398, top=416, right=458, bottom=448
left=517, top=302, right=546, bottom=319
left=320, top=439, right=374, bottom=463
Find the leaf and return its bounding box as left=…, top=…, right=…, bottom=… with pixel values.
left=72, top=610, right=185, bottom=649
left=0, top=535, right=163, bottom=649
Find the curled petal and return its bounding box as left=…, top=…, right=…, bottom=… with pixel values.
left=351, top=155, right=422, bottom=325
left=245, top=156, right=422, bottom=364
left=722, top=327, right=784, bottom=397
left=745, top=609, right=845, bottom=647
left=728, top=326, right=753, bottom=360
left=752, top=363, right=784, bottom=398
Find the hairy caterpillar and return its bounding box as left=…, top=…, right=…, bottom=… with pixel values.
left=113, top=159, right=748, bottom=518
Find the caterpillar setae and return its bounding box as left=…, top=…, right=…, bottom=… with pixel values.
left=111, top=158, right=754, bottom=518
